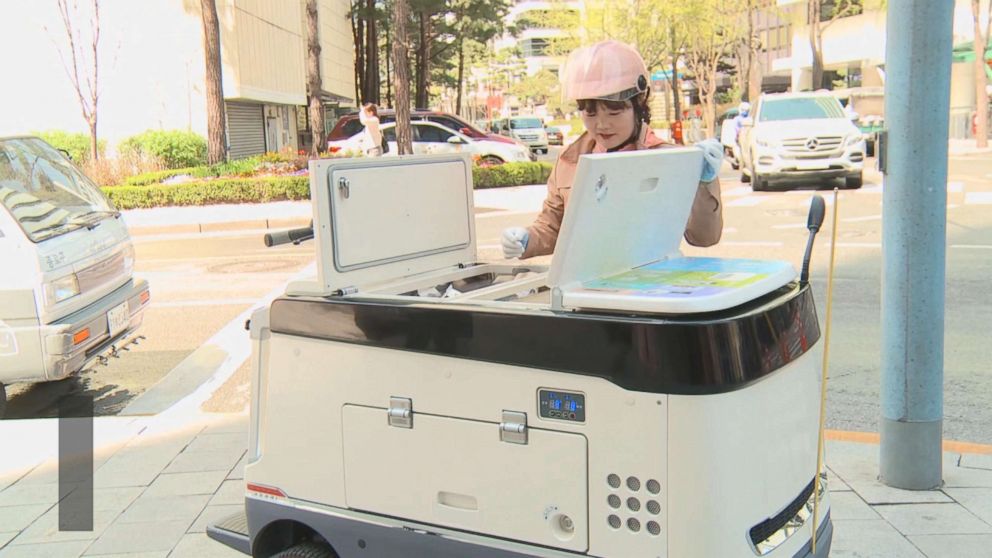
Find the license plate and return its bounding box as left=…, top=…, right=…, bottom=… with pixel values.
left=107, top=302, right=129, bottom=337
left=797, top=162, right=829, bottom=171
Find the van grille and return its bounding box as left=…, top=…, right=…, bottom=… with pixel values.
left=77, top=250, right=127, bottom=293
left=782, top=136, right=843, bottom=153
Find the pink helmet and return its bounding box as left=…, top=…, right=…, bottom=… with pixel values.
left=562, top=40, right=649, bottom=102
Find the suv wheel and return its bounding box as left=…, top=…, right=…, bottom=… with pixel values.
left=752, top=173, right=768, bottom=192
left=845, top=173, right=863, bottom=189
left=741, top=169, right=751, bottom=183
left=479, top=155, right=504, bottom=167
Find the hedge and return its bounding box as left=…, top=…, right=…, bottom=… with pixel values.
left=118, top=130, right=208, bottom=169
left=104, top=162, right=553, bottom=209
left=34, top=130, right=106, bottom=162
left=102, top=177, right=309, bottom=209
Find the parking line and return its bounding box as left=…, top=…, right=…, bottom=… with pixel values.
left=842, top=214, right=882, bottom=222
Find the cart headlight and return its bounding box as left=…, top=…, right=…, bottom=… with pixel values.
left=45, top=273, right=80, bottom=305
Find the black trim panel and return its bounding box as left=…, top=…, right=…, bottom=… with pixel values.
left=269, top=284, right=819, bottom=395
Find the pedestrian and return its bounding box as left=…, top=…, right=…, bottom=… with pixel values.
left=500, top=40, right=724, bottom=259
left=359, top=103, right=384, bottom=157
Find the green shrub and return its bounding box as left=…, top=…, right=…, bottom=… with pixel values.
left=118, top=130, right=207, bottom=169
left=473, top=162, right=552, bottom=189
left=33, top=130, right=105, bottom=162
left=102, top=176, right=309, bottom=209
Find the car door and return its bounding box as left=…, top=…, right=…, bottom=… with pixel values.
left=412, top=123, right=463, bottom=155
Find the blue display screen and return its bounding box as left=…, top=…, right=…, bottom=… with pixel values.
left=538, top=389, right=585, bottom=422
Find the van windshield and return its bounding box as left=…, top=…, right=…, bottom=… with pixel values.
left=510, top=118, right=543, bottom=129
left=0, top=138, right=115, bottom=243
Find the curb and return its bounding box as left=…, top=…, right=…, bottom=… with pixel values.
left=128, top=216, right=311, bottom=237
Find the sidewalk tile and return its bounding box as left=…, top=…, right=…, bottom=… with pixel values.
left=908, top=534, right=992, bottom=558
left=143, top=471, right=227, bottom=498
left=944, top=488, right=992, bottom=525
left=873, top=502, right=992, bottom=536
left=0, top=503, right=53, bottom=531
left=961, top=454, right=992, bottom=471
left=227, top=454, right=248, bottom=481
left=90, top=488, right=143, bottom=514
left=10, top=508, right=118, bottom=545
left=0, top=540, right=90, bottom=558
left=830, top=519, right=926, bottom=557
left=169, top=533, right=245, bottom=557
left=164, top=449, right=245, bottom=474
left=826, top=468, right=852, bottom=492
left=209, top=480, right=245, bottom=507
left=83, top=519, right=188, bottom=555
left=0, top=483, right=60, bottom=507
left=116, top=494, right=210, bottom=524
left=944, top=464, right=992, bottom=488
left=81, top=553, right=167, bottom=558
left=0, top=532, right=15, bottom=548
left=189, top=504, right=243, bottom=533
left=829, top=492, right=880, bottom=520
left=185, top=433, right=247, bottom=454
left=199, top=417, right=248, bottom=435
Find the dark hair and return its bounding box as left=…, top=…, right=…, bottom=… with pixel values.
left=576, top=90, right=652, bottom=124
left=364, top=103, right=379, bottom=118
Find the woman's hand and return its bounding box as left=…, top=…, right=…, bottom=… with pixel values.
left=697, top=138, right=724, bottom=182
left=501, top=227, right=529, bottom=259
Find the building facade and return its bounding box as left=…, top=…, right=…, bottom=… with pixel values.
left=0, top=0, right=355, bottom=159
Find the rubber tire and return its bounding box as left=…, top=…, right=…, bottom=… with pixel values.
left=845, top=173, right=863, bottom=189
left=0, top=382, right=6, bottom=419
left=731, top=160, right=740, bottom=170
left=479, top=156, right=504, bottom=166
left=741, top=170, right=751, bottom=183
left=752, top=174, right=768, bottom=192
left=272, top=542, right=338, bottom=558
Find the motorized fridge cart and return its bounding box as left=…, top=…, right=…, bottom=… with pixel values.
left=209, top=150, right=833, bottom=558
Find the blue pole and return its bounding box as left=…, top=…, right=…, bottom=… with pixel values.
left=880, top=0, right=953, bottom=489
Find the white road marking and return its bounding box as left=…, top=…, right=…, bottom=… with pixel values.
left=950, top=244, right=992, bottom=250
left=151, top=298, right=260, bottom=308
left=965, top=192, right=992, bottom=204
left=723, top=186, right=752, bottom=197
left=722, top=241, right=784, bottom=247
left=948, top=181, right=964, bottom=193
left=842, top=214, right=882, bottom=223
left=726, top=197, right=765, bottom=207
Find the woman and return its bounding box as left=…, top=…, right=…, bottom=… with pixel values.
left=501, top=41, right=725, bottom=259
left=359, top=103, right=384, bottom=157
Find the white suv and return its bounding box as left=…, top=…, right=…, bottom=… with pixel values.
left=739, top=92, right=865, bottom=191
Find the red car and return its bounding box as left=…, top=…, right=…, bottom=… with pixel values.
left=327, top=109, right=516, bottom=147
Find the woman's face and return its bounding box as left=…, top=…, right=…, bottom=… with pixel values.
left=580, top=100, right=636, bottom=150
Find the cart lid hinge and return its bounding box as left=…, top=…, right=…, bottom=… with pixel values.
left=388, top=396, right=413, bottom=428
left=500, top=410, right=528, bottom=444
left=333, top=285, right=359, bottom=296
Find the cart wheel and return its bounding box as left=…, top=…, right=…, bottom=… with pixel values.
left=0, top=383, right=6, bottom=419
left=273, top=541, right=337, bottom=558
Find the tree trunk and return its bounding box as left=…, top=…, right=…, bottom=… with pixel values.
left=808, top=0, right=823, bottom=90
left=392, top=0, right=414, bottom=154
left=306, top=0, right=324, bottom=158
left=365, top=0, right=379, bottom=104
left=456, top=36, right=465, bottom=116
left=671, top=53, right=681, bottom=119
left=88, top=118, right=98, bottom=163
left=415, top=12, right=432, bottom=108
left=973, top=0, right=989, bottom=148
left=201, top=0, right=227, bottom=164
left=385, top=25, right=393, bottom=107
left=352, top=4, right=365, bottom=104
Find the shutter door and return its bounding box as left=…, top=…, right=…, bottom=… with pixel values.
left=226, top=102, right=266, bottom=159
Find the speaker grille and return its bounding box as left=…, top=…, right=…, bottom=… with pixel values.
left=605, top=472, right=662, bottom=538
left=608, top=495, right=621, bottom=509
left=647, top=521, right=662, bottom=536
left=647, top=500, right=661, bottom=515
left=608, top=514, right=622, bottom=529
left=607, top=474, right=622, bottom=489
left=626, top=476, right=641, bottom=491
left=647, top=479, right=661, bottom=494
left=626, top=497, right=641, bottom=512
left=627, top=518, right=641, bottom=532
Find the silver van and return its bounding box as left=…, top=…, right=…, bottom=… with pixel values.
left=0, top=137, right=149, bottom=416
left=494, top=116, right=549, bottom=154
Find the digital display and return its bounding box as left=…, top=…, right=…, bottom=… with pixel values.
left=539, top=389, right=586, bottom=422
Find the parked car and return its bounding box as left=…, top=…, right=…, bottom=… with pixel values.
left=327, top=109, right=517, bottom=147
left=492, top=116, right=550, bottom=154
left=545, top=126, right=564, bottom=146
left=832, top=86, right=884, bottom=156
left=739, top=92, right=865, bottom=191
left=0, top=136, right=150, bottom=416
left=327, top=121, right=534, bottom=165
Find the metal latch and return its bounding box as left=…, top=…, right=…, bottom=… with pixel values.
left=388, top=397, right=413, bottom=428
left=338, top=177, right=351, bottom=199
left=876, top=129, right=888, bottom=174
left=500, top=410, right=528, bottom=444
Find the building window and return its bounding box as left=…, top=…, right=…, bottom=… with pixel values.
left=520, top=38, right=550, bottom=57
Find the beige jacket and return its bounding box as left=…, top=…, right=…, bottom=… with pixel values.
left=359, top=110, right=383, bottom=152
left=522, top=127, right=723, bottom=259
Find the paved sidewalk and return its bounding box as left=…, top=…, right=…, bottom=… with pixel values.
left=1, top=410, right=990, bottom=557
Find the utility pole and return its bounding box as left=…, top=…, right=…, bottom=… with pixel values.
left=879, top=0, right=954, bottom=490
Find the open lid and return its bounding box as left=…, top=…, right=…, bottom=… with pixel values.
left=547, top=147, right=704, bottom=290
left=310, top=154, right=476, bottom=293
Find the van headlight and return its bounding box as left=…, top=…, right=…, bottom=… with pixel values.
left=45, top=274, right=80, bottom=305
left=845, top=134, right=865, bottom=147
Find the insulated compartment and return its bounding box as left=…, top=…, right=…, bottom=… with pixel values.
left=341, top=404, right=589, bottom=552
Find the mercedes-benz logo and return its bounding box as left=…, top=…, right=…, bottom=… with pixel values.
left=806, top=138, right=819, bottom=150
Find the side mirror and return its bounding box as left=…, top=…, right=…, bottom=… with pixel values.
left=447, top=136, right=467, bottom=145
left=849, top=112, right=860, bottom=122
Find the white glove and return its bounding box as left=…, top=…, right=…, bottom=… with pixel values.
left=501, top=227, right=529, bottom=259
left=697, top=138, right=724, bottom=182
